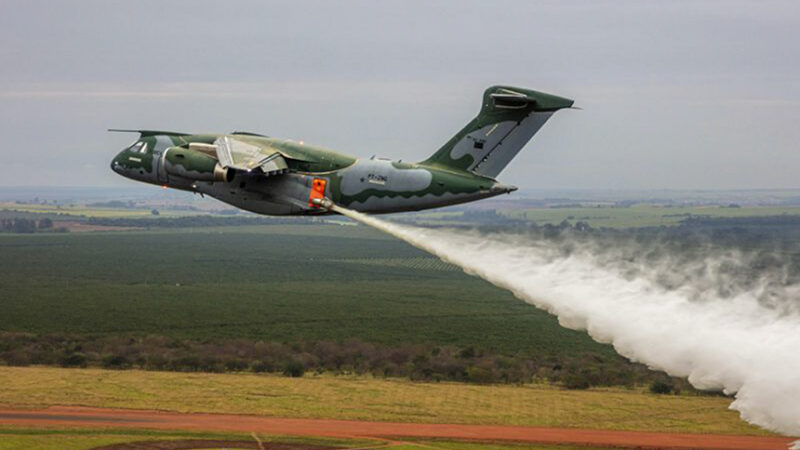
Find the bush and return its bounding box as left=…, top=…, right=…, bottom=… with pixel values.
left=60, top=352, right=88, bottom=368
left=283, top=360, right=306, bottom=378
left=172, top=356, right=201, bottom=371
left=563, top=372, right=592, bottom=390
left=250, top=360, right=272, bottom=373
left=101, top=354, right=129, bottom=369
left=224, top=359, right=248, bottom=372
left=0, top=349, right=31, bottom=366
left=458, top=346, right=476, bottom=359
left=144, top=354, right=168, bottom=370
left=465, top=366, right=493, bottom=384
left=650, top=380, right=674, bottom=394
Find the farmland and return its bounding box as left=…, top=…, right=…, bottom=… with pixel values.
left=0, top=224, right=607, bottom=357
left=0, top=366, right=767, bottom=435
left=488, top=204, right=800, bottom=228
left=2, top=221, right=670, bottom=390
left=1, top=202, right=797, bottom=448
left=2, top=206, right=800, bottom=387
left=0, top=201, right=207, bottom=219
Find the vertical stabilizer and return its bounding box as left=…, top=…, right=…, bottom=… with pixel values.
left=422, top=86, right=573, bottom=178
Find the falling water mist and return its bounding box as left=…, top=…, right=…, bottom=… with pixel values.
left=332, top=204, right=800, bottom=438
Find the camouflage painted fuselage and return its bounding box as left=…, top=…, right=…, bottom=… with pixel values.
left=110, top=86, right=573, bottom=215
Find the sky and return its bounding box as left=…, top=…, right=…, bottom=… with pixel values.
left=0, top=0, right=798, bottom=190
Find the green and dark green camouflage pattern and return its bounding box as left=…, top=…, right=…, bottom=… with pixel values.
left=110, top=85, right=573, bottom=215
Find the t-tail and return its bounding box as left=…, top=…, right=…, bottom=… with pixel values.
left=421, top=85, right=574, bottom=178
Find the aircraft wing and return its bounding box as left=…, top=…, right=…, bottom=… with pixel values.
left=214, top=136, right=289, bottom=176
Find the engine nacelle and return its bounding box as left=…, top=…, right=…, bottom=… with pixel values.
left=164, top=147, right=231, bottom=182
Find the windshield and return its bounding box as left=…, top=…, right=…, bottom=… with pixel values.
left=126, top=141, right=149, bottom=154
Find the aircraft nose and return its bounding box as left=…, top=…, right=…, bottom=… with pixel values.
left=110, top=153, right=123, bottom=173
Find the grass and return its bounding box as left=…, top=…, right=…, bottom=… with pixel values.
left=0, top=225, right=612, bottom=359
left=0, top=367, right=768, bottom=436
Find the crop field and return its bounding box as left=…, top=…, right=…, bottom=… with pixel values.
left=0, top=224, right=611, bottom=359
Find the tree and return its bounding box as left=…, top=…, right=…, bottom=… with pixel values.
left=12, top=219, right=36, bottom=233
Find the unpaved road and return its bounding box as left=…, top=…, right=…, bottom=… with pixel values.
left=0, top=406, right=795, bottom=449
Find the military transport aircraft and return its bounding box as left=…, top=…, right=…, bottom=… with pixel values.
left=110, top=85, right=574, bottom=215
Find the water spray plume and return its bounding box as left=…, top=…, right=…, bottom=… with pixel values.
left=331, top=204, right=800, bottom=439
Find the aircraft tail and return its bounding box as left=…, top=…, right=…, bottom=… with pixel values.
left=421, top=86, right=573, bottom=179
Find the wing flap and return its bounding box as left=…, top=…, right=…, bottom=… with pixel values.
left=214, top=136, right=289, bottom=176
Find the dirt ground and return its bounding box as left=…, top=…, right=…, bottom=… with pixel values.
left=0, top=406, right=795, bottom=450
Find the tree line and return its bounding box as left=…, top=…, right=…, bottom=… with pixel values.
left=86, top=215, right=320, bottom=228
left=0, top=218, right=66, bottom=233
left=0, top=332, right=702, bottom=395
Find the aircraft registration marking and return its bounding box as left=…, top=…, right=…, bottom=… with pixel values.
left=367, top=174, right=387, bottom=186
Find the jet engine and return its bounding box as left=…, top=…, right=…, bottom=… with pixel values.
left=163, top=147, right=231, bottom=182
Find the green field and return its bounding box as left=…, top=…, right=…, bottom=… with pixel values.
left=0, top=202, right=205, bottom=219
left=0, top=225, right=611, bottom=359
left=500, top=205, right=800, bottom=228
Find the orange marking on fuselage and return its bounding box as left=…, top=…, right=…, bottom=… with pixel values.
left=309, top=178, right=327, bottom=208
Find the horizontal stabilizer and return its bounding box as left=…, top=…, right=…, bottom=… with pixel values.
left=490, top=90, right=539, bottom=109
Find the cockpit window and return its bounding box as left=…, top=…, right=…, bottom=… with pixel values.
left=127, top=142, right=149, bottom=154
left=127, top=142, right=144, bottom=153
